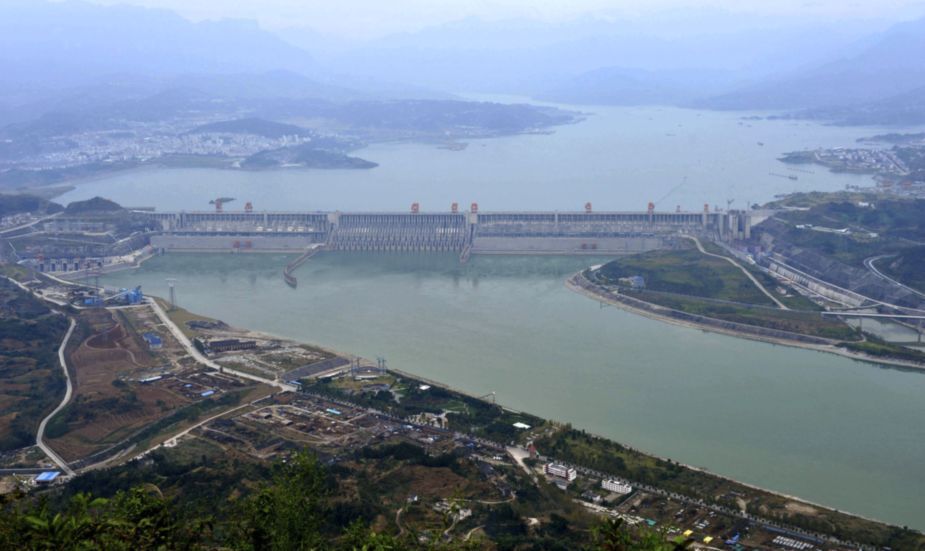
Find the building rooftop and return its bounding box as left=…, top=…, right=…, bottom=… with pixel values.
left=35, top=471, right=61, bottom=482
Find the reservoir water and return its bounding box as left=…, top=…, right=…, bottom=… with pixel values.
left=58, top=105, right=897, bottom=211
left=102, top=252, right=925, bottom=529
left=73, top=104, right=925, bottom=528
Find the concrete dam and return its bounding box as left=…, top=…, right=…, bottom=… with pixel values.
left=145, top=204, right=752, bottom=257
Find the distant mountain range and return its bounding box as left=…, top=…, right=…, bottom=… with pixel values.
left=697, top=15, right=925, bottom=112
left=535, top=67, right=742, bottom=106
left=796, top=86, right=925, bottom=126
left=1, top=1, right=924, bottom=127
left=318, top=14, right=877, bottom=98
left=0, top=0, right=316, bottom=93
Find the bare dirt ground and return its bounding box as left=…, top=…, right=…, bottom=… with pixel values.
left=48, top=308, right=193, bottom=461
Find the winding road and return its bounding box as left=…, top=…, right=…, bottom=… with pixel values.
left=36, top=317, right=77, bottom=476
left=683, top=235, right=788, bottom=309
left=864, top=255, right=925, bottom=301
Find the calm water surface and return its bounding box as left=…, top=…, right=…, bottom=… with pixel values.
left=59, top=105, right=903, bottom=211
left=103, top=253, right=925, bottom=528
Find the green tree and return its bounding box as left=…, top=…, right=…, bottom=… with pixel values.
left=237, top=452, right=328, bottom=550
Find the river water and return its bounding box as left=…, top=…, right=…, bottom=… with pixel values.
left=58, top=105, right=892, bottom=211
left=74, top=104, right=925, bottom=528
left=102, top=252, right=925, bottom=529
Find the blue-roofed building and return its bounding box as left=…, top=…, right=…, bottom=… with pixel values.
left=34, top=471, right=61, bottom=484
left=142, top=332, right=163, bottom=350
left=200, top=390, right=215, bottom=398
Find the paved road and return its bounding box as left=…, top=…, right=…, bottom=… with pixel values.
left=129, top=396, right=269, bottom=464
left=36, top=317, right=77, bottom=476
left=684, top=235, right=788, bottom=309
left=864, top=255, right=925, bottom=301
left=0, top=213, right=60, bottom=237
left=147, top=297, right=295, bottom=392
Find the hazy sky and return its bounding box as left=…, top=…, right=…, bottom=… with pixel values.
left=85, top=0, right=925, bottom=38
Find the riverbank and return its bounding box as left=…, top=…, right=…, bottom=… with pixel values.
left=305, top=339, right=922, bottom=548
left=567, top=270, right=925, bottom=372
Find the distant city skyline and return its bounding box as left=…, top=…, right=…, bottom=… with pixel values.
left=82, top=0, right=925, bottom=38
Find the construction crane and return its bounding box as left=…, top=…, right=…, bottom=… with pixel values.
left=209, top=197, right=236, bottom=212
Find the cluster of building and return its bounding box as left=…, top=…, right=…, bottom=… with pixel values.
left=0, top=212, right=43, bottom=231
left=7, top=128, right=314, bottom=171
left=194, top=338, right=258, bottom=355
left=810, top=147, right=910, bottom=176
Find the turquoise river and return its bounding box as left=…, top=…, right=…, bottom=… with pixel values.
left=70, top=104, right=925, bottom=528
left=102, top=253, right=925, bottom=529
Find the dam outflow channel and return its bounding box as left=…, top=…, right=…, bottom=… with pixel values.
left=101, top=252, right=925, bottom=530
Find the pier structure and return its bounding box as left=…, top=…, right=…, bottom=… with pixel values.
left=144, top=205, right=751, bottom=255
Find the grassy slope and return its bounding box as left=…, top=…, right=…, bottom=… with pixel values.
left=881, top=246, right=925, bottom=294
left=598, top=242, right=776, bottom=306
left=595, top=243, right=856, bottom=340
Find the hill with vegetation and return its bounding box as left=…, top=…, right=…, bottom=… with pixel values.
left=188, top=118, right=315, bottom=138
left=882, top=246, right=925, bottom=293
left=598, top=244, right=777, bottom=305
left=64, top=197, right=125, bottom=215
left=242, top=144, right=377, bottom=170
left=0, top=194, right=62, bottom=217
left=0, top=443, right=676, bottom=550
left=591, top=241, right=857, bottom=341
left=0, top=278, right=68, bottom=451
left=754, top=195, right=925, bottom=306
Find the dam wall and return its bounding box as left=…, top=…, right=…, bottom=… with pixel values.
left=327, top=213, right=468, bottom=252
left=143, top=208, right=750, bottom=254
left=151, top=234, right=322, bottom=251
left=471, top=236, right=670, bottom=254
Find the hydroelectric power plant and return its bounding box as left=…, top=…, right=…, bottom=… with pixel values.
left=146, top=201, right=753, bottom=255
left=144, top=201, right=753, bottom=287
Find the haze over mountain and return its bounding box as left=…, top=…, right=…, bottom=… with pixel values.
left=700, top=15, right=925, bottom=111
left=0, top=1, right=317, bottom=91
left=313, top=13, right=883, bottom=97
left=2, top=0, right=925, bottom=127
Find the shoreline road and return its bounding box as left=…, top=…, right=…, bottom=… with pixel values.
left=36, top=317, right=77, bottom=476
left=147, top=297, right=296, bottom=392
left=865, top=255, right=925, bottom=301
left=683, top=235, right=788, bottom=310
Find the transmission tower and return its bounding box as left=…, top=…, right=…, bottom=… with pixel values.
left=166, top=278, right=177, bottom=310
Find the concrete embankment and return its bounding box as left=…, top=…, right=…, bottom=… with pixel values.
left=151, top=234, right=319, bottom=251
left=470, top=236, right=669, bottom=255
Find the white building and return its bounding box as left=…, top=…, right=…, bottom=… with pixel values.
left=601, top=479, right=632, bottom=495
left=545, top=462, right=577, bottom=482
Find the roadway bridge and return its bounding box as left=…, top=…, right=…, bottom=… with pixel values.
left=143, top=206, right=751, bottom=255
